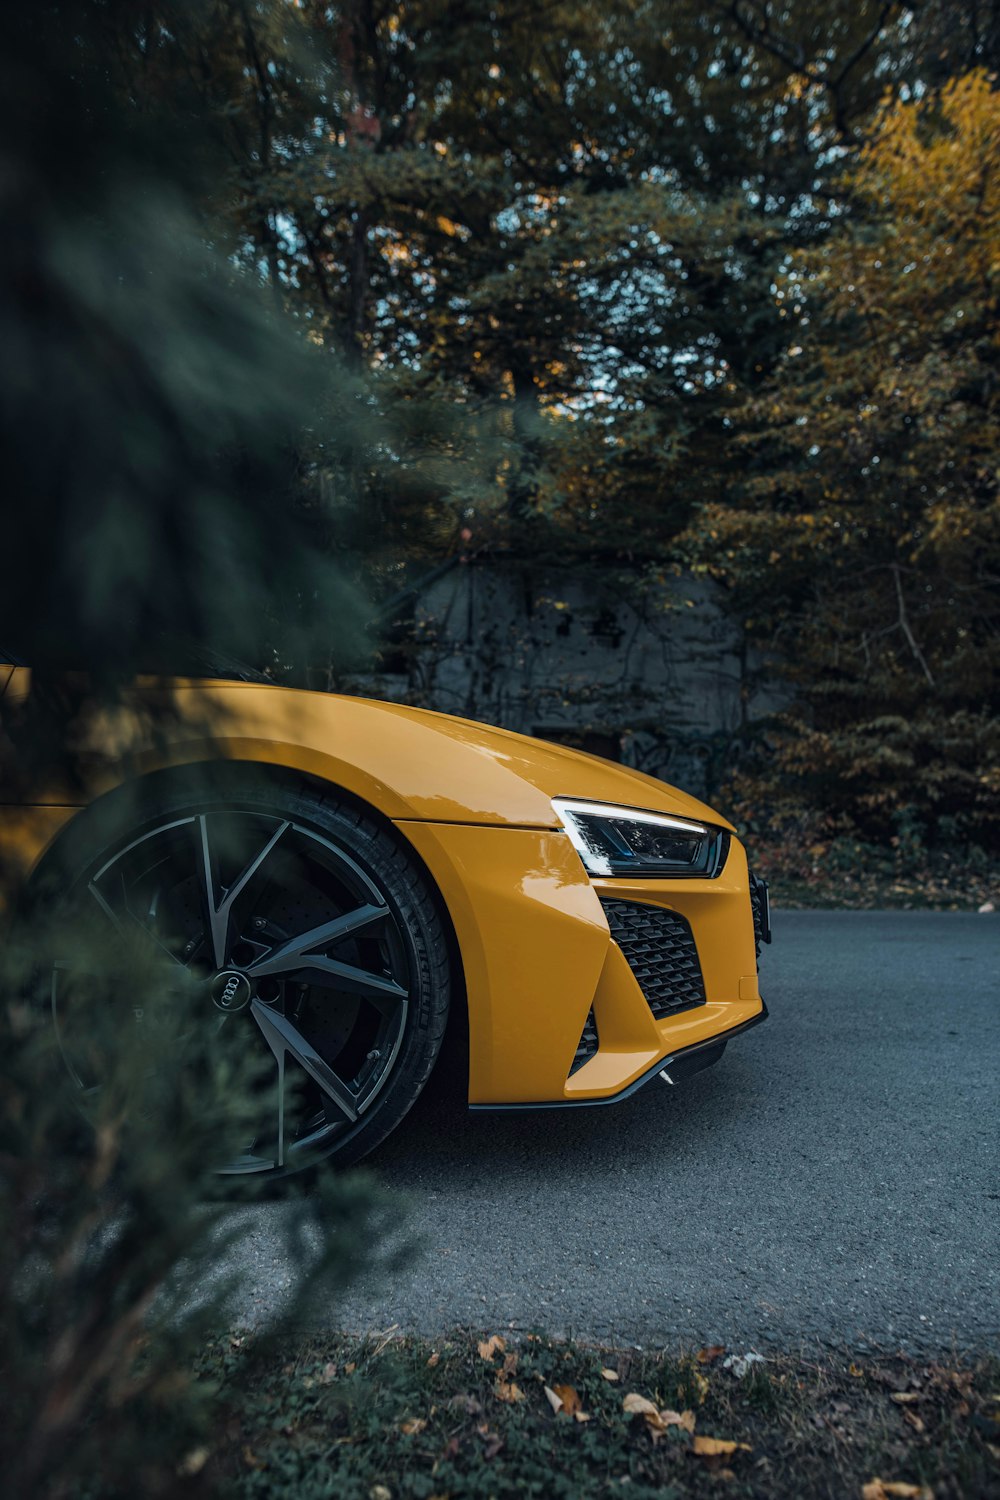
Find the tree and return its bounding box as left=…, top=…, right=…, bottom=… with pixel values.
left=691, top=70, right=1000, bottom=845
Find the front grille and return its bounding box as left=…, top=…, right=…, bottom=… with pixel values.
left=569, top=1006, right=599, bottom=1075
left=601, top=898, right=706, bottom=1020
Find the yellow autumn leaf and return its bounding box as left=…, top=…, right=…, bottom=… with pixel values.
left=494, top=1380, right=525, bottom=1404
left=551, top=1384, right=582, bottom=1417
left=623, top=1393, right=659, bottom=1417
left=861, top=1482, right=934, bottom=1500
left=692, top=1435, right=751, bottom=1457
left=399, top=1418, right=427, bottom=1436
left=477, top=1335, right=506, bottom=1361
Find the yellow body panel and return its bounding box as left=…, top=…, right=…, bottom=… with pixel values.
left=400, top=820, right=761, bottom=1103
left=0, top=666, right=764, bottom=1106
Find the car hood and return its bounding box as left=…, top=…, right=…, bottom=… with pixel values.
left=345, top=696, right=734, bottom=831
left=6, top=670, right=732, bottom=832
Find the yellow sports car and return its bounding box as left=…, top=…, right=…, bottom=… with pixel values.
left=0, top=657, right=769, bottom=1176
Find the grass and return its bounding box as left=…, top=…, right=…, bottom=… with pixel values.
left=195, top=1332, right=1000, bottom=1498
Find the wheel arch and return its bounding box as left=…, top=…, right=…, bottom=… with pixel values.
left=25, top=757, right=472, bottom=1073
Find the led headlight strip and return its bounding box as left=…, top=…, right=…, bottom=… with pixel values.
left=552, top=798, right=725, bottom=879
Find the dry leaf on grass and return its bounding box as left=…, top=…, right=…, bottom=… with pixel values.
left=692, top=1370, right=710, bottom=1404
left=477, top=1335, right=506, bottom=1361
left=543, top=1385, right=564, bottom=1414
left=601, top=1367, right=620, bottom=1382
left=550, top=1384, right=591, bottom=1422
left=399, top=1418, right=427, bottom=1437
left=623, top=1393, right=660, bottom=1417
left=692, top=1436, right=751, bottom=1457
left=623, top=1393, right=695, bottom=1441
left=890, top=1392, right=922, bottom=1406
left=494, top=1379, right=525, bottom=1404
left=902, top=1409, right=926, bottom=1434
left=697, top=1345, right=726, bottom=1364
left=426, top=1352, right=440, bottom=1369
left=861, top=1481, right=934, bottom=1500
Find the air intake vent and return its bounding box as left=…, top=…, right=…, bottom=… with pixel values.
left=600, top=899, right=706, bottom=1020
left=569, top=1006, right=599, bottom=1075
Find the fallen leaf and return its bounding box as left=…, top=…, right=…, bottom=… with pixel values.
left=478, top=1335, right=506, bottom=1361
left=902, top=1409, right=925, bottom=1434
left=494, top=1379, right=525, bottom=1403
left=698, top=1345, right=726, bottom=1364
left=692, top=1371, right=710, bottom=1404
left=861, top=1482, right=934, bottom=1500
left=544, top=1384, right=564, bottom=1414
left=601, top=1367, right=621, bottom=1383
left=426, top=1352, right=440, bottom=1369
left=344, top=1362, right=356, bottom=1376
left=890, top=1392, right=922, bottom=1405
left=399, top=1418, right=427, bottom=1436
left=623, top=1393, right=660, bottom=1417
left=850, top=1363, right=866, bottom=1378
left=370, top=1486, right=393, bottom=1500
left=500, top=1351, right=519, bottom=1377
left=623, top=1393, right=695, bottom=1442
left=692, top=1436, right=751, bottom=1457
left=552, top=1384, right=582, bottom=1416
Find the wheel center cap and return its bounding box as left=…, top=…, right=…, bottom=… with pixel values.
left=211, top=970, right=252, bottom=1013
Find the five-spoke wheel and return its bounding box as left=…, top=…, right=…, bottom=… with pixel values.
left=45, top=775, right=452, bottom=1175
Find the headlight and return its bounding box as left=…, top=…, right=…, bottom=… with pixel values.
left=553, top=798, right=729, bottom=879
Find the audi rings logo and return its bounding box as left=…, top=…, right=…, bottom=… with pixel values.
left=211, top=970, right=251, bottom=1013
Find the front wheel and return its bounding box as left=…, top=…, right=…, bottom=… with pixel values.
left=43, top=774, right=452, bottom=1177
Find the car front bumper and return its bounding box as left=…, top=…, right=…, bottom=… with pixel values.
left=396, top=819, right=767, bottom=1106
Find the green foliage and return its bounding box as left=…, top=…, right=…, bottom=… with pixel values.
left=693, top=70, right=1000, bottom=847
left=0, top=909, right=400, bottom=1497
left=204, top=1332, right=1000, bottom=1500
left=0, top=1, right=368, bottom=682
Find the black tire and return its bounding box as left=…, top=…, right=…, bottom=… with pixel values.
left=38, top=769, right=451, bottom=1176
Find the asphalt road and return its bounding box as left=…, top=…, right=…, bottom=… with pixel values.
left=223, top=911, right=999, bottom=1353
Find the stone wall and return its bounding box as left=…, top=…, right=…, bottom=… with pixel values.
left=344, top=561, right=788, bottom=801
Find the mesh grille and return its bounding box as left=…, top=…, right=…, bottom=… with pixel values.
left=569, top=1006, right=599, bottom=1075
left=749, top=873, right=764, bottom=957
left=601, top=899, right=706, bottom=1020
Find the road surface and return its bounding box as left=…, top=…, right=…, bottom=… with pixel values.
left=221, top=910, right=999, bottom=1353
